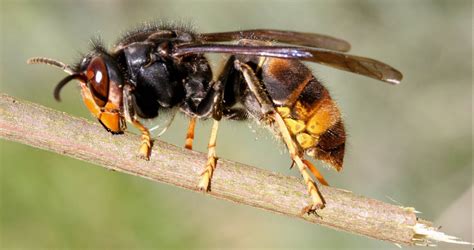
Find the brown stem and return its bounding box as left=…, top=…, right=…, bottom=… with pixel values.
left=0, top=93, right=468, bottom=247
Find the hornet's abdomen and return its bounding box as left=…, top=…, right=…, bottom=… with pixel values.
left=262, top=58, right=346, bottom=171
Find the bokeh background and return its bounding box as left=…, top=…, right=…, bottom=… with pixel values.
left=0, top=0, right=472, bottom=249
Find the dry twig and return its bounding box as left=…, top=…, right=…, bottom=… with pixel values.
left=0, top=93, right=470, bottom=247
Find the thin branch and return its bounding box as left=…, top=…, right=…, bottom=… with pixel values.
left=0, top=93, right=470, bottom=247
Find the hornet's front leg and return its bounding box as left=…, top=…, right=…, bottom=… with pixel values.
left=123, top=84, right=153, bottom=160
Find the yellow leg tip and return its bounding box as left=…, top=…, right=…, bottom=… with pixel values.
left=184, top=142, right=193, bottom=150
left=198, top=176, right=211, bottom=192
left=198, top=157, right=217, bottom=192
left=310, top=196, right=325, bottom=210
left=299, top=180, right=326, bottom=215
left=137, top=143, right=151, bottom=160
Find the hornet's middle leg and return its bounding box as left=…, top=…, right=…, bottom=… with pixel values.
left=183, top=57, right=235, bottom=191
left=198, top=119, right=219, bottom=191
left=184, top=117, right=197, bottom=150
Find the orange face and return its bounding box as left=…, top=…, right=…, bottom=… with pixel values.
left=79, top=56, right=125, bottom=134
left=80, top=82, right=125, bottom=134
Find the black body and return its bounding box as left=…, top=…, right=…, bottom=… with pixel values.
left=28, top=23, right=403, bottom=171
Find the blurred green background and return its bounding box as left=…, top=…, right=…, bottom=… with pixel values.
left=0, top=0, right=472, bottom=249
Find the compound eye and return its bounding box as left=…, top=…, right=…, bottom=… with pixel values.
left=86, top=57, right=109, bottom=107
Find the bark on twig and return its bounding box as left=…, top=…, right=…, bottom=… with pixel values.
left=0, top=93, right=469, bottom=246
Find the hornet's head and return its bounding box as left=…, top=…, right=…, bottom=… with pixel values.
left=27, top=51, right=126, bottom=134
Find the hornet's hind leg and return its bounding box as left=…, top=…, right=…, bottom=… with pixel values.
left=234, top=59, right=326, bottom=213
